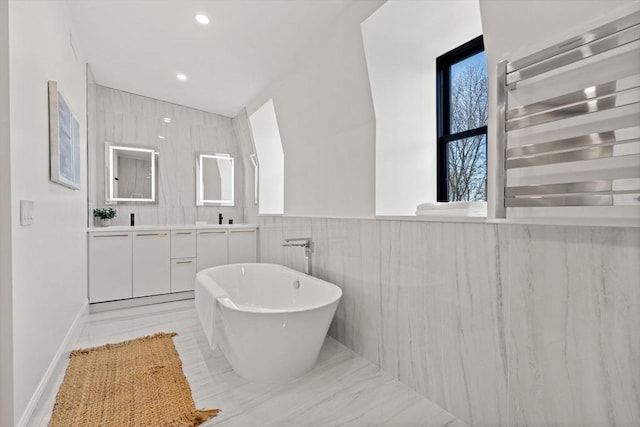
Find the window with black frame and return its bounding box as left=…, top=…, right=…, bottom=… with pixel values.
left=436, top=35, right=488, bottom=202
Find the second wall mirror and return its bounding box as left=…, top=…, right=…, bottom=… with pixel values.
left=196, top=153, right=235, bottom=206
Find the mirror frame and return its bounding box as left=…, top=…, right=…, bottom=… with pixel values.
left=250, top=153, right=259, bottom=205
left=196, top=153, right=235, bottom=206
left=105, top=142, right=158, bottom=203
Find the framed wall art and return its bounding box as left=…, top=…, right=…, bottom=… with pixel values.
left=48, top=80, right=80, bottom=190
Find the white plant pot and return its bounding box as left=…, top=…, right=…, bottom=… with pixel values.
left=98, top=218, right=111, bottom=227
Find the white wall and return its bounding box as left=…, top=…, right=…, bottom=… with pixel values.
left=361, top=0, right=482, bottom=216
left=0, top=0, right=14, bottom=424
left=247, top=0, right=384, bottom=218
left=9, top=0, right=88, bottom=420
left=249, top=99, right=285, bottom=215
left=245, top=0, right=639, bottom=222
left=480, top=0, right=640, bottom=219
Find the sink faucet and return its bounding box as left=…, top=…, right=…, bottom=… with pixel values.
left=282, top=237, right=314, bottom=276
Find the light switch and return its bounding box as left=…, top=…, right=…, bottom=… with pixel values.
left=20, top=200, right=34, bottom=226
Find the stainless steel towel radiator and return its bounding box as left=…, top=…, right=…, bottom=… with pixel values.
left=495, top=11, right=640, bottom=218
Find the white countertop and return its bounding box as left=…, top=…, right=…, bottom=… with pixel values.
left=87, top=223, right=258, bottom=232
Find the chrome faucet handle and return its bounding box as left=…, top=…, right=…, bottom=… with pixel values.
left=283, top=237, right=312, bottom=249
left=282, top=237, right=314, bottom=276
left=284, top=237, right=312, bottom=243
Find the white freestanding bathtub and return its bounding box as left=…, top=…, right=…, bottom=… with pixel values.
left=195, top=263, right=342, bottom=382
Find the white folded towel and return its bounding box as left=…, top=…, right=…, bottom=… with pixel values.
left=416, top=201, right=486, bottom=216
left=194, top=274, right=229, bottom=350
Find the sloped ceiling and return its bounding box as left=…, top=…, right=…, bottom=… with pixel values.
left=68, top=0, right=353, bottom=117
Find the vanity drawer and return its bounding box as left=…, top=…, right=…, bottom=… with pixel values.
left=171, top=229, right=196, bottom=258
left=171, top=257, right=196, bottom=292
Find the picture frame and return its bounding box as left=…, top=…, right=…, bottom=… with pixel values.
left=48, top=80, right=80, bottom=190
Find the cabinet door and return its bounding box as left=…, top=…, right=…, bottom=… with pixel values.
left=171, top=257, right=197, bottom=292
left=196, top=230, right=228, bottom=272
left=171, top=230, right=196, bottom=258
left=133, top=231, right=171, bottom=297
left=89, top=232, right=132, bottom=303
left=228, top=229, right=257, bottom=264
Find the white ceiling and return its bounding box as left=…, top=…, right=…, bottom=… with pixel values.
left=67, top=0, right=354, bottom=117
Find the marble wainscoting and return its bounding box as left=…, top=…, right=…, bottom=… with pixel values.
left=89, top=86, right=253, bottom=226
left=379, top=221, right=507, bottom=427
left=502, top=225, right=640, bottom=427
left=258, top=216, right=640, bottom=427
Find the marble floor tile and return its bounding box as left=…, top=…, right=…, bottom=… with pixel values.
left=30, top=300, right=465, bottom=427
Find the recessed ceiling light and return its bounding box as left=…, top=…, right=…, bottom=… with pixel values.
left=195, top=14, right=210, bottom=25
left=158, top=135, right=165, bottom=139
left=176, top=73, right=187, bottom=81
left=163, top=117, right=171, bottom=123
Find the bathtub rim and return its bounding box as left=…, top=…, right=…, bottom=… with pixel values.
left=196, top=262, right=343, bottom=315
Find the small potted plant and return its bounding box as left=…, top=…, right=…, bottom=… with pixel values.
left=93, top=207, right=117, bottom=227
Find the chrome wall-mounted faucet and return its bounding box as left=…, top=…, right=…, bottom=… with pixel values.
left=282, top=237, right=314, bottom=276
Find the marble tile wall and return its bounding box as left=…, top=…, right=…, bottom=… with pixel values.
left=232, top=110, right=259, bottom=225
left=502, top=225, right=640, bottom=427
left=258, top=216, right=640, bottom=427
left=87, top=66, right=97, bottom=226
left=89, top=86, right=253, bottom=226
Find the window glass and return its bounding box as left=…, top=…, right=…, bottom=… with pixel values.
left=447, top=135, right=487, bottom=201
left=436, top=35, right=487, bottom=202
left=449, top=51, right=488, bottom=134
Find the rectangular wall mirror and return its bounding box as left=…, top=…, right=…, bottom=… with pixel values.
left=196, top=153, right=234, bottom=206
left=105, top=143, right=158, bottom=203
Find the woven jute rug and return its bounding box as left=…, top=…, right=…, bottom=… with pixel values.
left=49, top=332, right=220, bottom=427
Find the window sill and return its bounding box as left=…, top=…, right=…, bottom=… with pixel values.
left=259, top=208, right=640, bottom=228
left=487, top=216, right=640, bottom=228
left=373, top=215, right=639, bottom=228
left=376, top=215, right=487, bottom=224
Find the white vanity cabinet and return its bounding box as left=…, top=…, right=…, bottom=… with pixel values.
left=88, top=224, right=258, bottom=306
left=228, top=229, right=257, bottom=263
left=133, top=230, right=171, bottom=297
left=89, top=232, right=133, bottom=303
left=171, top=230, right=196, bottom=292
left=196, top=229, right=228, bottom=271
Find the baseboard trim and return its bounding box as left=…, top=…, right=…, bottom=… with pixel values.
left=89, top=291, right=194, bottom=313
left=17, top=299, right=89, bottom=427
